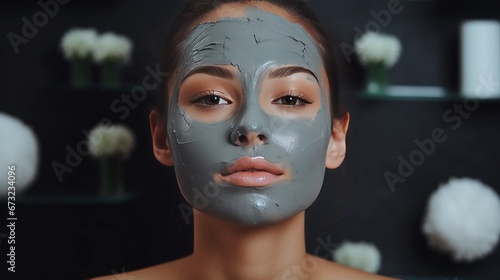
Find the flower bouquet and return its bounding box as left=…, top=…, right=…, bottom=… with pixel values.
left=88, top=124, right=135, bottom=197
left=355, top=32, right=401, bottom=95
left=60, top=28, right=98, bottom=87
left=92, top=32, right=133, bottom=87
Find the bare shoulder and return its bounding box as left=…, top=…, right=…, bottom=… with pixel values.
left=90, top=255, right=192, bottom=280
left=309, top=254, right=399, bottom=280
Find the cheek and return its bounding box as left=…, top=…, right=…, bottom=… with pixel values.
left=167, top=113, right=232, bottom=184
left=269, top=109, right=331, bottom=162
left=271, top=129, right=299, bottom=154
left=168, top=106, right=228, bottom=148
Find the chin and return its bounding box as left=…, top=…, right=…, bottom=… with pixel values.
left=191, top=190, right=315, bottom=226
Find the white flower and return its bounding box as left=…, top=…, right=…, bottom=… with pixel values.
left=92, top=32, right=133, bottom=64
left=355, top=32, right=402, bottom=67
left=88, top=124, right=135, bottom=158
left=333, top=241, right=381, bottom=273
left=60, top=28, right=98, bottom=60
left=423, top=177, right=500, bottom=262
left=0, top=112, right=39, bottom=197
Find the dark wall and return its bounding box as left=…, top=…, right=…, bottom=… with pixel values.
left=1, top=0, right=500, bottom=279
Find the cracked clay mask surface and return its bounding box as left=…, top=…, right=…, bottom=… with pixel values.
left=167, top=8, right=332, bottom=225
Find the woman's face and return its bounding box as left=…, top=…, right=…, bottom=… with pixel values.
left=162, top=4, right=342, bottom=225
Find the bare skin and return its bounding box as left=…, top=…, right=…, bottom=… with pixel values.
left=92, top=3, right=398, bottom=280
left=93, top=210, right=395, bottom=280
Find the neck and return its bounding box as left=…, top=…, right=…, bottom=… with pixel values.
left=189, top=210, right=307, bottom=280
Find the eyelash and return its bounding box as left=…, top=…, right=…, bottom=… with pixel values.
left=189, top=90, right=312, bottom=108
left=272, top=90, right=313, bottom=107
left=190, top=90, right=232, bottom=107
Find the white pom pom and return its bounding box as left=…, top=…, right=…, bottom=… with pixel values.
left=0, top=113, right=39, bottom=196
left=423, top=177, right=500, bottom=262
left=333, top=241, right=381, bottom=273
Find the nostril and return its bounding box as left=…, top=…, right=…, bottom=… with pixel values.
left=233, top=132, right=268, bottom=146
left=238, top=135, right=248, bottom=144
left=258, top=134, right=267, bottom=142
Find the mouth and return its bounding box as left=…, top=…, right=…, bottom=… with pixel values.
left=214, top=156, right=289, bottom=187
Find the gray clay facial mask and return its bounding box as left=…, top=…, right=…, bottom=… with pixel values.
left=167, top=7, right=332, bottom=225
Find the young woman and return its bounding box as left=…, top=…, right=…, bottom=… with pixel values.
left=95, top=0, right=396, bottom=279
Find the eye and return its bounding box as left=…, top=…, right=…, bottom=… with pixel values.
left=272, top=91, right=313, bottom=107
left=191, top=91, right=232, bottom=106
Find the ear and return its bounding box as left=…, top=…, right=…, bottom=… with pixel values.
left=325, top=112, right=349, bottom=169
left=150, top=110, right=174, bottom=166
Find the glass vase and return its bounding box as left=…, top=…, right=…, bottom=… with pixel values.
left=70, top=58, right=92, bottom=88
left=99, top=155, right=125, bottom=197
left=100, top=61, right=121, bottom=88
left=365, top=62, right=388, bottom=95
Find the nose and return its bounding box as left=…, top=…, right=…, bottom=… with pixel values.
left=232, top=129, right=268, bottom=146
left=231, top=116, right=270, bottom=147
left=230, top=90, right=270, bottom=147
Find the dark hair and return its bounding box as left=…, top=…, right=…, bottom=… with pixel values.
left=154, top=0, right=345, bottom=120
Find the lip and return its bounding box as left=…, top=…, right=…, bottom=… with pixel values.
left=214, top=156, right=287, bottom=187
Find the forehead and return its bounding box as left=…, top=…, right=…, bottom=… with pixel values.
left=177, top=6, right=323, bottom=83
left=197, top=2, right=303, bottom=26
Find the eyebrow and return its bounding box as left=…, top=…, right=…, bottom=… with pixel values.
left=268, top=66, right=318, bottom=82
left=183, top=66, right=235, bottom=82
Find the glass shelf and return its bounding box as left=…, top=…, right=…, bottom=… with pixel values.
left=48, top=83, right=138, bottom=93
left=357, top=85, right=500, bottom=102
left=9, top=191, right=138, bottom=205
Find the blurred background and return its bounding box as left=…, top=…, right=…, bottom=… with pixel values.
left=1, top=0, right=500, bottom=279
